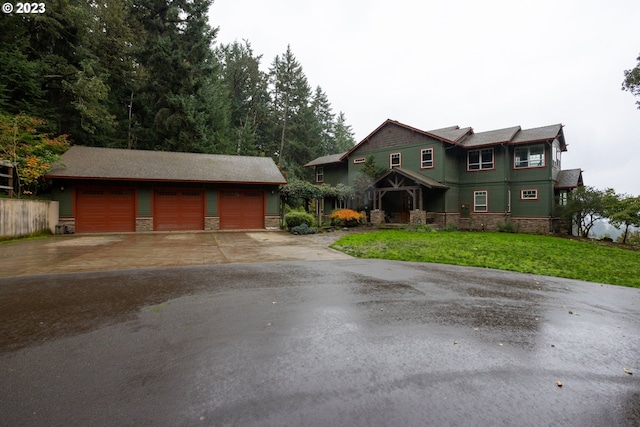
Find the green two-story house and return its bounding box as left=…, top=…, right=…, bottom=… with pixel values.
left=305, top=119, right=583, bottom=233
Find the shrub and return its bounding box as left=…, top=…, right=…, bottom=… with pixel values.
left=330, top=209, right=365, bottom=227
left=290, top=224, right=317, bottom=235
left=442, top=224, right=459, bottom=232
left=285, top=211, right=315, bottom=228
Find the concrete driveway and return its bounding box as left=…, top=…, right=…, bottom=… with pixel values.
left=0, top=231, right=352, bottom=277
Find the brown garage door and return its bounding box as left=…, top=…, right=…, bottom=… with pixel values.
left=76, top=188, right=136, bottom=233
left=154, top=189, right=204, bottom=231
left=219, top=191, right=264, bottom=230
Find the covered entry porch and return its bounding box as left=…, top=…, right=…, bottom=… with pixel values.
left=368, top=168, right=448, bottom=225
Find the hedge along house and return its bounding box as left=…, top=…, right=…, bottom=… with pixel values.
left=46, top=146, right=286, bottom=233
left=305, top=119, right=584, bottom=233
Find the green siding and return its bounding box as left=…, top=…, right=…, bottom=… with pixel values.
left=51, top=184, right=73, bottom=217
left=265, top=189, right=280, bottom=215
left=137, top=186, right=151, bottom=216
left=206, top=189, right=218, bottom=216
left=319, top=163, right=348, bottom=186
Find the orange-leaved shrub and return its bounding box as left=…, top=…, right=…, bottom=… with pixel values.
left=330, top=209, right=365, bottom=227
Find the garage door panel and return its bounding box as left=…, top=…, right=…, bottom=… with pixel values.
left=76, top=188, right=136, bottom=233
left=220, top=191, right=264, bottom=230
left=154, top=189, right=204, bottom=231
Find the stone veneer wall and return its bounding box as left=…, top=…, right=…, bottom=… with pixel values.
left=136, top=218, right=153, bottom=232
left=265, top=215, right=280, bottom=230
left=370, top=210, right=385, bottom=225
left=56, top=218, right=76, bottom=234
left=509, top=217, right=552, bottom=234
left=409, top=210, right=426, bottom=225
left=205, top=217, right=220, bottom=231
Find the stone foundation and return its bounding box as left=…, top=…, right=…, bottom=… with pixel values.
left=265, top=215, right=281, bottom=230
left=136, top=217, right=153, bottom=232
left=55, top=218, right=76, bottom=234
left=509, top=217, right=552, bottom=234
left=205, top=216, right=220, bottom=231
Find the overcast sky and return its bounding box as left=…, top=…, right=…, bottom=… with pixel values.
left=209, top=0, right=640, bottom=195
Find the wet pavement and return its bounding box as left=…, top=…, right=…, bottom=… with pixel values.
left=1, top=258, right=639, bottom=426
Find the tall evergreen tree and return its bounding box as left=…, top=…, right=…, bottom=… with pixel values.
left=215, top=40, right=270, bottom=155
left=333, top=111, right=357, bottom=153
left=311, top=86, right=335, bottom=158
left=132, top=0, right=230, bottom=153
left=268, top=45, right=311, bottom=168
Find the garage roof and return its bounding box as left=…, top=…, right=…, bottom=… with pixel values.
left=47, top=146, right=287, bottom=184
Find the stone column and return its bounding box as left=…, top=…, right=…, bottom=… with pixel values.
left=370, top=210, right=385, bottom=225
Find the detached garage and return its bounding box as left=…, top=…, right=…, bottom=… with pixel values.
left=47, top=146, right=286, bottom=233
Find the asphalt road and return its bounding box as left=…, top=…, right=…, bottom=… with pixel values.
left=1, top=259, right=639, bottom=426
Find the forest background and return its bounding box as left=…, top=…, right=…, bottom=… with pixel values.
left=0, top=0, right=356, bottom=184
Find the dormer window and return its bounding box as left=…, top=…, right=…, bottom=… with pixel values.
left=515, top=145, right=545, bottom=168
left=390, top=153, right=401, bottom=168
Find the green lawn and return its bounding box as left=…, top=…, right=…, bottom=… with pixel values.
left=331, top=230, right=640, bottom=288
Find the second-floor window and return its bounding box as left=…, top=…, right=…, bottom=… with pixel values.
left=421, top=148, right=433, bottom=168
left=468, top=148, right=494, bottom=171
left=316, top=166, right=324, bottom=183
left=515, top=145, right=545, bottom=168
left=390, top=153, right=401, bottom=168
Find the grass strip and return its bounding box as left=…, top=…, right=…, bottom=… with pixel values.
left=331, top=231, right=640, bottom=288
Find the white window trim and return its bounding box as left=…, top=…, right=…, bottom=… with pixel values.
left=514, top=144, right=545, bottom=169
left=467, top=148, right=494, bottom=171
left=474, top=190, right=488, bottom=212
left=421, top=148, right=434, bottom=169
left=316, top=166, right=324, bottom=183
left=353, top=157, right=366, bottom=164
left=390, top=152, right=401, bottom=168
left=521, top=189, right=538, bottom=200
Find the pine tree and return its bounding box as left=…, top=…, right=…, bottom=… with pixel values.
left=132, top=0, right=230, bottom=153
left=268, top=45, right=311, bottom=168
left=311, top=86, right=335, bottom=157
left=333, top=111, right=357, bottom=153
left=215, top=40, right=270, bottom=155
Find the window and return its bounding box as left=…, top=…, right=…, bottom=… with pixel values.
left=552, top=142, right=561, bottom=169
left=514, top=145, right=545, bottom=168
left=421, top=148, right=434, bottom=168
left=558, top=191, right=568, bottom=206
left=353, top=157, right=366, bottom=164
left=521, top=189, right=538, bottom=200
left=390, top=152, right=401, bottom=168
left=468, top=148, right=494, bottom=170
left=316, top=167, right=324, bottom=183
left=474, top=191, right=488, bottom=212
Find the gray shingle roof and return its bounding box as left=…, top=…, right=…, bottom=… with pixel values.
left=512, top=124, right=563, bottom=144
left=47, top=146, right=287, bottom=184
left=555, top=168, right=583, bottom=189
left=459, top=126, right=522, bottom=147
left=304, top=152, right=346, bottom=167
left=428, top=126, right=472, bottom=143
